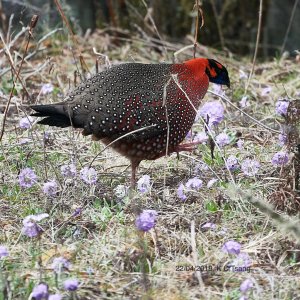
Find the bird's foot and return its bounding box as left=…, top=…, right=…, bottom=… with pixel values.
left=175, top=141, right=201, bottom=153
left=130, top=160, right=141, bottom=188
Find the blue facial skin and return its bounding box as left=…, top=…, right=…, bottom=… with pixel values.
left=206, top=59, right=230, bottom=88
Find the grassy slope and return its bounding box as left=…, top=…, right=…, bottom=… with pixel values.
left=1, top=30, right=300, bottom=299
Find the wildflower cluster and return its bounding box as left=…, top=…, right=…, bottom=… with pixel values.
left=226, top=155, right=239, bottom=171
left=22, top=213, right=49, bottom=238
left=114, top=184, right=129, bottom=199
left=42, top=181, right=58, bottom=196
left=18, top=163, right=99, bottom=196
left=215, top=132, right=230, bottom=147
left=240, top=278, right=254, bottom=299
left=275, top=99, right=289, bottom=116
left=137, top=175, right=151, bottom=193
left=19, top=168, right=37, bottom=188
left=63, top=279, right=79, bottom=291
left=135, top=210, right=158, bottom=231
left=177, top=176, right=203, bottom=200
left=19, top=116, right=34, bottom=129
left=272, top=100, right=290, bottom=168
left=185, top=131, right=208, bottom=144
left=52, top=257, right=70, bottom=273
left=60, top=164, right=77, bottom=178
left=241, top=159, right=260, bottom=177
left=41, top=83, right=54, bottom=95
left=80, top=166, right=98, bottom=184
left=271, top=151, right=289, bottom=166
left=0, top=245, right=8, bottom=258
left=222, top=240, right=252, bottom=272
left=29, top=253, right=77, bottom=298
left=197, top=100, right=224, bottom=127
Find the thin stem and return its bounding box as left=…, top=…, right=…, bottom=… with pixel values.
left=0, top=15, right=38, bottom=142
left=209, top=0, right=225, bottom=50
left=141, top=0, right=168, bottom=58
left=280, top=0, right=299, bottom=55
left=208, top=89, right=281, bottom=134
left=245, top=0, right=263, bottom=94
left=193, top=0, right=204, bottom=58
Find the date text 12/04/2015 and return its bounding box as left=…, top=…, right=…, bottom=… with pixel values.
left=175, top=265, right=251, bottom=273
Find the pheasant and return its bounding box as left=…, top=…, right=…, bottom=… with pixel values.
left=31, top=58, right=230, bottom=186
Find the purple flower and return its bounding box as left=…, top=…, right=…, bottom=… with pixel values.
left=237, top=139, right=244, bottom=149
left=226, top=155, right=239, bottom=171
left=216, top=132, right=230, bottom=147
left=43, top=132, right=51, bottom=144
left=80, top=167, right=97, bottom=184
left=198, top=101, right=224, bottom=126
left=52, top=257, right=70, bottom=273
left=271, top=151, right=289, bottom=166
left=239, top=296, right=248, bottom=300
left=43, top=180, right=58, bottom=196
left=44, top=131, right=50, bottom=139
left=135, top=210, right=157, bottom=231
left=194, top=131, right=208, bottom=144
left=22, top=221, right=41, bottom=238
left=41, top=83, right=54, bottom=95
left=49, top=295, right=62, bottom=300
left=231, top=252, right=252, bottom=268
left=0, top=245, right=8, bottom=258
left=207, top=178, right=218, bottom=188
left=137, top=175, right=151, bottom=193
left=18, top=168, right=37, bottom=188
left=201, top=222, right=216, bottom=229
left=241, top=159, right=260, bottom=176
left=177, top=183, right=187, bottom=201
left=185, top=130, right=192, bottom=140
left=86, top=266, right=94, bottom=275
left=239, top=69, right=248, bottom=80
left=18, top=138, right=31, bottom=145
left=239, top=96, right=249, bottom=108
left=72, top=208, right=82, bottom=217
left=222, top=240, right=241, bottom=255
left=275, top=100, right=289, bottom=116
left=186, top=177, right=203, bottom=190
left=60, top=164, right=76, bottom=178
left=278, top=133, right=287, bottom=146
left=217, top=227, right=228, bottom=235
left=19, top=116, right=34, bottom=129
left=63, top=278, right=79, bottom=291
left=114, top=184, right=129, bottom=198
left=261, top=86, right=272, bottom=97
left=31, top=283, right=48, bottom=300
left=194, top=162, right=209, bottom=173
left=240, top=278, right=254, bottom=293
left=212, top=83, right=225, bottom=96
left=22, top=213, right=49, bottom=238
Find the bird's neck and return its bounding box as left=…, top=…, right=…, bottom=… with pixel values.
left=170, top=58, right=210, bottom=107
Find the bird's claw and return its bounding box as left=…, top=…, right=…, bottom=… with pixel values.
left=175, top=142, right=199, bottom=153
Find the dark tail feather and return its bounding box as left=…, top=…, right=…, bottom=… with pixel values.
left=35, top=115, right=71, bottom=127
left=30, top=104, right=71, bottom=128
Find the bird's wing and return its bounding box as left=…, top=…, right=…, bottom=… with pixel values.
left=66, top=63, right=177, bottom=140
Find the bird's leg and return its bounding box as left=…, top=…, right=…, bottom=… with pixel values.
left=130, top=160, right=141, bottom=188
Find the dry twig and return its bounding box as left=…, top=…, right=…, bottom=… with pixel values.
left=0, top=15, right=39, bottom=142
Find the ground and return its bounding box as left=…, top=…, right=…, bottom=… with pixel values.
left=0, top=26, right=300, bottom=300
